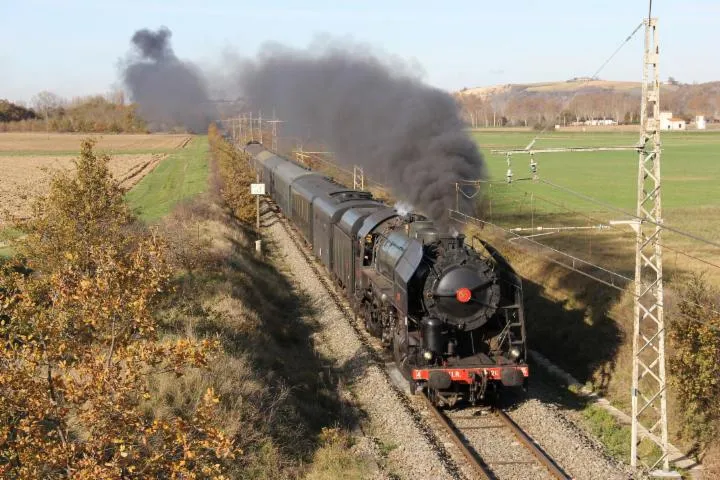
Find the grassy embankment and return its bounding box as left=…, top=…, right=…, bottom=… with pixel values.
left=126, top=131, right=370, bottom=477
left=470, top=129, right=720, bottom=468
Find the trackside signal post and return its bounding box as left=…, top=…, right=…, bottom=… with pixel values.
left=251, top=181, right=265, bottom=229
left=251, top=179, right=264, bottom=256
left=631, top=18, right=675, bottom=476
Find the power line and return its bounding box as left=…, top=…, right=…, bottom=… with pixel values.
left=538, top=178, right=720, bottom=249
left=475, top=185, right=720, bottom=273
left=450, top=208, right=632, bottom=289
left=449, top=208, right=720, bottom=333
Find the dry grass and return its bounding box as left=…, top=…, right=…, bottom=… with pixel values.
left=304, top=429, right=369, bottom=480
left=0, top=132, right=191, bottom=153
left=0, top=153, right=165, bottom=222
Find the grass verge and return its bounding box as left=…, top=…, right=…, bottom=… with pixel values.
left=126, top=135, right=208, bottom=222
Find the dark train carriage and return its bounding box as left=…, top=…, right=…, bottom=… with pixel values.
left=313, top=192, right=382, bottom=270
left=253, top=151, right=285, bottom=196
left=333, top=206, right=385, bottom=291
left=290, top=175, right=336, bottom=245
left=293, top=174, right=384, bottom=267
left=273, top=163, right=317, bottom=215
left=241, top=142, right=530, bottom=407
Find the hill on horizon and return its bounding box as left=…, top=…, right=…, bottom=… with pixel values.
left=454, top=79, right=720, bottom=127
left=454, top=78, right=713, bottom=98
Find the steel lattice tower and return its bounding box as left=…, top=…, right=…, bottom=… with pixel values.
left=631, top=17, right=673, bottom=474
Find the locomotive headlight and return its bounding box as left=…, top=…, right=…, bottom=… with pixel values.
left=509, top=347, right=521, bottom=359
left=423, top=350, right=434, bottom=361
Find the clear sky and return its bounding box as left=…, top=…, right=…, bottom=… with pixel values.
left=1, top=0, right=717, bottom=104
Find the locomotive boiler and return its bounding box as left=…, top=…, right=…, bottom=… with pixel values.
left=244, top=142, right=528, bottom=407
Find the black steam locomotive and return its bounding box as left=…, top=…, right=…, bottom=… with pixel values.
left=244, top=143, right=528, bottom=407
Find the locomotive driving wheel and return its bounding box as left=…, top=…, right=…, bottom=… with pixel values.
left=392, top=318, right=412, bottom=380
left=364, top=303, right=383, bottom=338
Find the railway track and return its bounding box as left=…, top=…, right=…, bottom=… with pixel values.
left=421, top=392, right=569, bottom=480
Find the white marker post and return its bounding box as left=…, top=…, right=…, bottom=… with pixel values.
left=251, top=179, right=265, bottom=256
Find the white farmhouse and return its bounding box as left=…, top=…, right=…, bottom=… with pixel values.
left=659, top=111, right=685, bottom=130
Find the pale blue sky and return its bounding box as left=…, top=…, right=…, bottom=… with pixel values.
left=1, top=0, right=717, bottom=104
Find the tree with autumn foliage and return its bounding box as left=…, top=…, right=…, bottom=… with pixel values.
left=208, top=124, right=257, bottom=224
left=669, top=275, right=720, bottom=455
left=0, top=139, right=234, bottom=478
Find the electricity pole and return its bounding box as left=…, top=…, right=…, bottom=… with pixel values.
left=258, top=111, right=263, bottom=144
left=266, top=111, right=283, bottom=153
left=631, top=17, right=675, bottom=476
left=353, top=166, right=364, bottom=190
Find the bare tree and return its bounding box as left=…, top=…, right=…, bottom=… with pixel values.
left=31, top=91, right=64, bottom=117
left=31, top=91, right=65, bottom=135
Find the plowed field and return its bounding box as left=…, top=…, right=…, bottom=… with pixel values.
left=0, top=153, right=165, bottom=221
left=0, top=133, right=191, bottom=154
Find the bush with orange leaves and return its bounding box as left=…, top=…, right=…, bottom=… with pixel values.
left=0, top=139, right=234, bottom=478
left=207, top=124, right=257, bottom=224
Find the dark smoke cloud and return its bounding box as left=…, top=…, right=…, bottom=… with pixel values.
left=238, top=41, right=486, bottom=224
left=122, top=27, right=213, bottom=132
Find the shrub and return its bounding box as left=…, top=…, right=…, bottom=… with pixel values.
left=208, top=124, right=257, bottom=224
left=669, top=274, right=720, bottom=450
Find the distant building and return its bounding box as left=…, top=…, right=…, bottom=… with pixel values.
left=583, top=118, right=617, bottom=126
left=659, top=111, right=685, bottom=130
left=695, top=115, right=707, bottom=130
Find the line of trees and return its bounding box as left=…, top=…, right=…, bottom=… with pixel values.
left=0, top=91, right=147, bottom=133
left=456, top=81, right=720, bottom=128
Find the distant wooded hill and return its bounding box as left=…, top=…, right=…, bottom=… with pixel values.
left=455, top=79, right=720, bottom=128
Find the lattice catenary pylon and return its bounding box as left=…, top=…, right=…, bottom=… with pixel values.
left=631, top=17, right=674, bottom=475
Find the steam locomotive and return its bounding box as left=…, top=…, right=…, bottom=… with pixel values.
left=244, top=142, right=528, bottom=407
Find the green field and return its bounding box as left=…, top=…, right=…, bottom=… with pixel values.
left=126, top=136, right=209, bottom=222
left=469, top=129, right=720, bottom=282
left=472, top=130, right=720, bottom=213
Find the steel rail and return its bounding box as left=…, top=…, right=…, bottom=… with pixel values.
left=422, top=391, right=569, bottom=480
left=494, top=409, right=569, bottom=479
left=421, top=392, right=493, bottom=479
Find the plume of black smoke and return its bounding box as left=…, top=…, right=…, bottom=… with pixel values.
left=122, top=27, right=213, bottom=132
left=239, top=42, right=486, bottom=224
